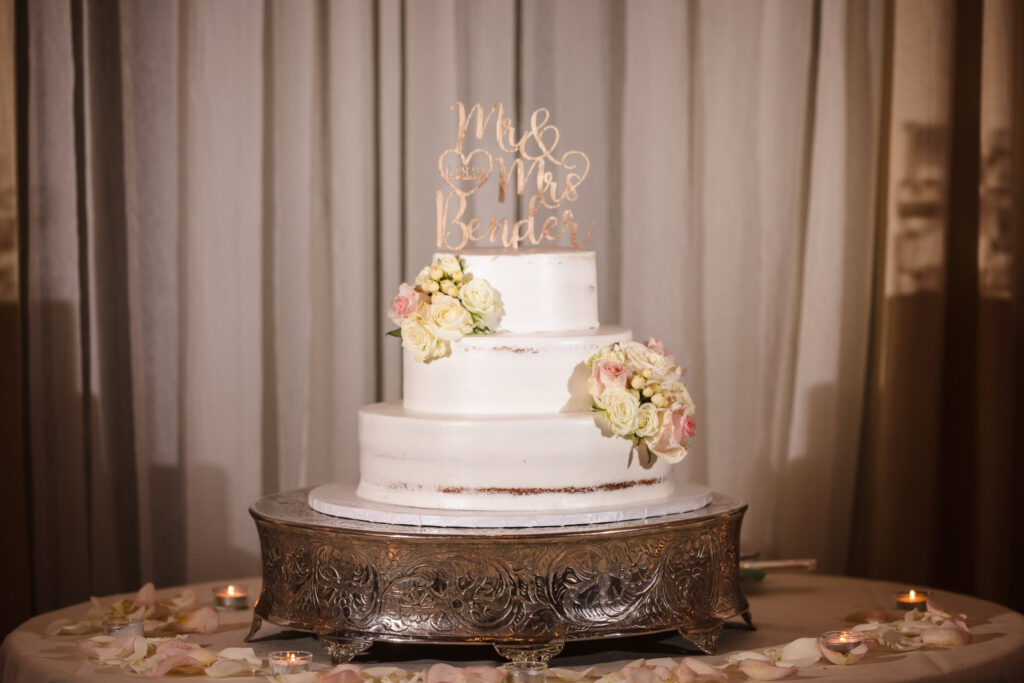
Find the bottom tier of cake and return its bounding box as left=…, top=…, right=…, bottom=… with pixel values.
left=357, top=401, right=675, bottom=511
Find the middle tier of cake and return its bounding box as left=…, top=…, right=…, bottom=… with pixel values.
left=404, top=326, right=631, bottom=415
left=358, top=402, right=675, bottom=511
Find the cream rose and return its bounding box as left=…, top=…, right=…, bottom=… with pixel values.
left=425, top=294, right=473, bottom=341
left=437, top=254, right=462, bottom=276
left=597, top=385, right=640, bottom=437
left=414, top=266, right=433, bottom=287
left=457, top=278, right=503, bottom=330
left=620, top=341, right=681, bottom=381
left=401, top=318, right=448, bottom=363
left=635, top=403, right=660, bottom=438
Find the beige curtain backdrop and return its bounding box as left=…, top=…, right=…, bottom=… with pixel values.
left=24, top=0, right=885, bottom=611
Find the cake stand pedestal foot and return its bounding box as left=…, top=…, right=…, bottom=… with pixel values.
left=494, top=642, right=564, bottom=668
left=741, top=610, right=756, bottom=630
left=318, top=635, right=372, bottom=664
left=678, top=622, right=723, bottom=655
left=244, top=614, right=262, bottom=643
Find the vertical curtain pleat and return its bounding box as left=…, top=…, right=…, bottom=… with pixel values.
left=26, top=0, right=90, bottom=612
left=81, top=0, right=138, bottom=596
left=180, top=0, right=265, bottom=580
left=119, top=0, right=183, bottom=590
left=774, top=0, right=882, bottom=571
left=695, top=0, right=818, bottom=557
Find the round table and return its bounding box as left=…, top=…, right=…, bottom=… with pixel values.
left=2, top=573, right=1023, bottom=681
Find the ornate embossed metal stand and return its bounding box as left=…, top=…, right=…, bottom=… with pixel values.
left=249, top=489, right=750, bottom=664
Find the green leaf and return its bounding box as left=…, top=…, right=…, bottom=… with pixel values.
left=386, top=329, right=402, bottom=338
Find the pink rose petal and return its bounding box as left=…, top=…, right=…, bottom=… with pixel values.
left=134, top=582, right=157, bottom=607
left=321, top=664, right=365, bottom=683
left=738, top=660, right=797, bottom=680
left=426, top=663, right=464, bottom=683
left=151, top=653, right=209, bottom=678
left=155, top=639, right=200, bottom=657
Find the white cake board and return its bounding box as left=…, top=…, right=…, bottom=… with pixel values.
left=307, top=482, right=713, bottom=529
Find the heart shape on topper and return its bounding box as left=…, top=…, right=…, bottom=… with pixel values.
left=438, top=148, right=494, bottom=197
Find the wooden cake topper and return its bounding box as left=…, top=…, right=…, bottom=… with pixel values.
left=436, top=102, right=593, bottom=250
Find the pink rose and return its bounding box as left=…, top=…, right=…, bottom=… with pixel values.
left=683, top=416, right=696, bottom=438
left=592, top=359, right=628, bottom=390
left=388, top=283, right=425, bottom=325
left=646, top=403, right=691, bottom=463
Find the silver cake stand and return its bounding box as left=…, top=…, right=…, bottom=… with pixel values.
left=247, top=488, right=752, bottom=666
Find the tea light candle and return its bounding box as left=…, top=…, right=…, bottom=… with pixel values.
left=820, top=630, right=865, bottom=654
left=213, top=584, right=249, bottom=610
left=894, top=589, right=929, bottom=611
left=270, top=651, right=313, bottom=674
left=103, top=616, right=144, bottom=637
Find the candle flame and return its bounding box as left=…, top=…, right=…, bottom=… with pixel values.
left=288, top=653, right=297, bottom=663
left=909, top=589, right=916, bottom=600
left=227, top=585, right=237, bottom=596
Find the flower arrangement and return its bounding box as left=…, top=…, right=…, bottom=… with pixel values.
left=586, top=338, right=695, bottom=465
left=387, top=254, right=503, bottom=363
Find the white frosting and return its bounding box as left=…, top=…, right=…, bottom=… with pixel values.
left=357, top=402, right=675, bottom=511
left=403, top=326, right=631, bottom=414
left=445, top=248, right=599, bottom=333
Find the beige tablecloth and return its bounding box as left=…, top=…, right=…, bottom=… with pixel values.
left=3, top=573, right=1023, bottom=681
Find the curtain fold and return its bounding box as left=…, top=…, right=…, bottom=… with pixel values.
left=39, top=0, right=1024, bottom=617
left=850, top=0, right=1023, bottom=612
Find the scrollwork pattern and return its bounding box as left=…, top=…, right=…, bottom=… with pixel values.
left=252, top=491, right=748, bottom=645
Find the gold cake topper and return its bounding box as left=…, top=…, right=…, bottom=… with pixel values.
left=436, top=102, right=593, bottom=250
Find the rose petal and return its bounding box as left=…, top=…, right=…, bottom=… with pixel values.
left=155, top=638, right=201, bottom=656
left=738, top=660, right=797, bottom=680
left=135, top=582, right=157, bottom=607
left=726, top=651, right=771, bottom=665
left=215, top=646, right=261, bottom=666
left=774, top=637, right=821, bottom=667
left=921, top=625, right=971, bottom=646
left=172, top=606, right=219, bottom=634
left=47, top=618, right=101, bottom=636
left=425, top=663, right=463, bottom=683
left=679, top=658, right=727, bottom=680
left=205, top=658, right=260, bottom=678
left=151, top=653, right=210, bottom=678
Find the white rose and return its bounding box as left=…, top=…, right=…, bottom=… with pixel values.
left=425, top=295, right=473, bottom=341
left=597, top=385, right=640, bottom=437
left=620, top=341, right=680, bottom=380
left=458, top=278, right=503, bottom=330
left=401, top=318, right=448, bottom=363
left=414, top=266, right=433, bottom=287
left=436, top=254, right=462, bottom=276
left=635, top=403, right=660, bottom=438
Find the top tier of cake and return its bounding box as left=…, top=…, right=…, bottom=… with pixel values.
left=452, top=248, right=599, bottom=333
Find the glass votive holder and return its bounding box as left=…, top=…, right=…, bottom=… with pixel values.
left=893, top=589, right=929, bottom=611
left=212, top=584, right=249, bottom=610
left=819, top=630, right=865, bottom=654
left=103, top=616, right=144, bottom=637
left=270, top=651, right=313, bottom=675
left=503, top=663, right=547, bottom=683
